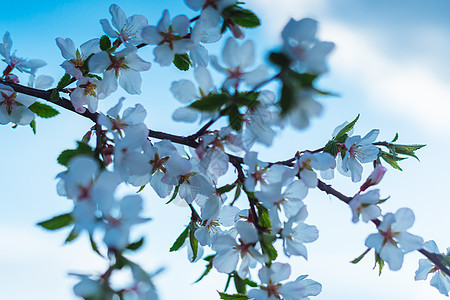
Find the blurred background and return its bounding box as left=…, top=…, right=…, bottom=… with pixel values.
left=0, top=0, right=449, bottom=299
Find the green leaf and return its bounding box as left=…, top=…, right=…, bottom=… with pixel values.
left=189, top=222, right=199, bottom=262
left=257, top=205, right=271, bottom=228
left=380, top=151, right=405, bottom=171
left=65, top=228, right=79, bottom=243
left=90, top=235, right=103, bottom=257
left=323, top=140, right=338, bottom=157
left=28, top=102, right=60, bottom=119
left=292, top=72, right=318, bottom=88
left=137, top=185, right=146, bottom=193
left=391, top=133, right=399, bottom=143
left=335, top=114, right=360, bottom=140
left=173, top=53, right=191, bottom=71
left=374, top=252, right=385, bottom=276
left=243, top=279, right=258, bottom=288
left=85, top=73, right=102, bottom=80
left=260, top=232, right=277, bottom=261
left=29, top=119, right=36, bottom=134
left=194, top=255, right=215, bottom=283
left=37, top=213, right=74, bottom=230
left=169, top=226, right=189, bottom=252
left=100, top=35, right=111, bottom=51
left=50, top=89, right=60, bottom=102
left=391, top=144, right=425, bottom=161
left=224, top=273, right=232, bottom=292
left=216, top=183, right=236, bottom=194
left=165, top=185, right=180, bottom=204
left=227, top=105, right=243, bottom=131
left=279, top=78, right=295, bottom=115
left=235, top=92, right=260, bottom=108
left=233, top=184, right=241, bottom=202
left=218, top=292, right=249, bottom=300
left=57, top=142, right=94, bottom=166
left=127, top=237, right=145, bottom=251
left=233, top=272, right=246, bottom=294
left=190, top=93, right=229, bottom=112
left=56, top=73, right=72, bottom=90
left=268, top=51, right=291, bottom=68
left=223, top=6, right=261, bottom=28
left=351, top=248, right=371, bottom=264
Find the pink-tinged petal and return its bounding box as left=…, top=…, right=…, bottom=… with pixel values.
left=396, top=232, right=423, bottom=253
left=222, top=38, right=238, bottom=68
left=110, top=4, right=127, bottom=31
left=172, top=107, right=198, bottom=123
left=100, top=19, right=119, bottom=38
left=89, top=51, right=111, bottom=73
left=172, top=15, right=190, bottom=36
left=157, top=10, right=171, bottom=32
left=392, top=207, right=415, bottom=231
left=348, top=157, right=363, bottom=182
left=10, top=106, right=34, bottom=125
left=365, top=233, right=383, bottom=252
left=141, top=26, right=162, bottom=45
left=61, top=61, right=83, bottom=79
left=55, top=37, right=76, bottom=59
left=153, top=44, right=174, bottom=66
left=414, top=259, right=434, bottom=280
left=213, top=249, right=239, bottom=273
left=119, top=69, right=142, bottom=95
left=380, top=243, right=403, bottom=271
left=0, top=32, right=12, bottom=57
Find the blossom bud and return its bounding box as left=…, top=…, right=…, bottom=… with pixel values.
left=360, top=165, right=387, bottom=192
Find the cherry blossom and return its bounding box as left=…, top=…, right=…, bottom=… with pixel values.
left=184, top=0, right=236, bottom=29
left=348, top=189, right=382, bottom=223
left=0, top=84, right=35, bottom=125
left=365, top=208, right=424, bottom=271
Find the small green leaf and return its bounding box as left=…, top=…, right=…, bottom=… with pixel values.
left=56, top=73, right=72, bottom=90
left=391, top=144, right=425, bottom=161
left=189, top=222, right=199, bottom=262
left=137, top=185, right=146, bottom=193
left=351, top=248, right=371, bottom=264
left=279, top=78, right=295, bottom=115
left=173, top=53, right=191, bottom=71
left=127, top=237, right=145, bottom=251
left=57, top=142, right=94, bottom=166
left=90, top=235, right=103, bottom=257
left=29, top=101, right=60, bottom=119
left=37, top=213, right=74, bottom=230
left=227, top=105, right=243, bottom=131
left=323, top=140, right=338, bottom=157
left=224, top=273, right=232, bottom=292
left=190, top=93, right=229, bottom=112
left=50, top=89, right=60, bottom=102
left=235, top=92, right=260, bottom=108
left=233, top=184, right=241, bottom=202
left=243, top=278, right=258, bottom=288
left=260, top=232, right=277, bottom=261
left=380, top=151, right=405, bottom=171
left=391, top=133, right=399, bottom=143
left=233, top=272, right=246, bottom=294
left=268, top=51, right=291, bottom=68
left=257, top=205, right=271, bottom=229
left=218, top=292, right=249, bottom=300
left=374, top=252, right=385, bottom=276
left=65, top=228, right=79, bottom=243
left=292, top=72, right=318, bottom=88
left=223, top=6, right=261, bottom=28
left=166, top=185, right=180, bottom=204
left=216, top=183, right=236, bottom=194
left=100, top=35, right=111, bottom=51
left=194, top=255, right=215, bottom=283
left=169, top=226, right=189, bottom=252
left=335, top=114, right=360, bottom=140
left=85, top=73, right=102, bottom=80
left=29, top=119, right=36, bottom=134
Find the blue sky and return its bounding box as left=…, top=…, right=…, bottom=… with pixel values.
left=0, top=0, right=449, bottom=299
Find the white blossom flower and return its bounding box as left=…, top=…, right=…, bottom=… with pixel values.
left=340, top=129, right=380, bottom=183
left=294, top=152, right=336, bottom=188
left=141, top=10, right=194, bottom=66
left=70, top=76, right=104, bottom=113
left=286, top=90, right=323, bottom=130
left=281, top=18, right=334, bottom=74
left=0, top=84, right=35, bottom=125
left=415, top=240, right=450, bottom=296
left=211, top=38, right=269, bottom=90
left=184, top=0, right=236, bottom=29
left=100, top=4, right=148, bottom=46
left=348, top=189, right=382, bottom=223
left=248, top=263, right=322, bottom=300
left=89, top=46, right=151, bottom=95
left=365, top=208, right=424, bottom=271
left=56, top=37, right=101, bottom=79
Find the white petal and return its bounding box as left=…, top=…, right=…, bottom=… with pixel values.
left=55, top=37, right=76, bottom=59
left=119, top=69, right=142, bottom=94
left=170, top=80, right=197, bottom=103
